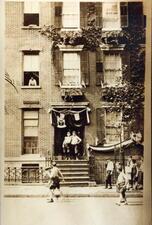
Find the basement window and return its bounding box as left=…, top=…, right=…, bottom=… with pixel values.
left=22, top=164, right=39, bottom=183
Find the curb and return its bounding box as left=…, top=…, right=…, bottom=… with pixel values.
left=4, top=193, right=143, bottom=198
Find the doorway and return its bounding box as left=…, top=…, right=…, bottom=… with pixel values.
left=54, top=126, right=85, bottom=158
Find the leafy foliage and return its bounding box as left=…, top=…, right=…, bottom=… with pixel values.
left=102, top=83, right=144, bottom=122
left=39, top=20, right=145, bottom=134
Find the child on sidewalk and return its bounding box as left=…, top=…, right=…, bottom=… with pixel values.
left=46, top=161, right=64, bottom=202
left=116, top=167, right=128, bottom=206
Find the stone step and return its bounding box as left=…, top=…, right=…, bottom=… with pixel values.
left=62, top=172, right=89, bottom=176
left=60, top=181, right=89, bottom=187
left=58, top=164, right=89, bottom=168
left=55, top=160, right=90, bottom=186
left=60, top=167, right=89, bottom=173
left=63, top=176, right=90, bottom=181
left=56, top=160, right=89, bottom=164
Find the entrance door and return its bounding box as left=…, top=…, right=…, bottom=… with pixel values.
left=54, top=126, right=84, bottom=158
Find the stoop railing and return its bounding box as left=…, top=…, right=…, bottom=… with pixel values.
left=4, top=167, right=49, bottom=184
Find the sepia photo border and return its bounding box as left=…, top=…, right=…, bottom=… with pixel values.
left=0, top=0, right=151, bottom=225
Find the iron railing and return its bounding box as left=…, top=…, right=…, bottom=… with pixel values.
left=4, top=167, right=49, bottom=184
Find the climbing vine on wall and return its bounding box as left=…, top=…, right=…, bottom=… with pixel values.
left=39, top=15, right=145, bottom=134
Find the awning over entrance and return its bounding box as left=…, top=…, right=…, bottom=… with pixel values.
left=89, top=139, right=134, bottom=152
left=49, top=107, right=90, bottom=128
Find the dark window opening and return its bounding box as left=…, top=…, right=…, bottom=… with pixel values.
left=96, top=62, right=103, bottom=73
left=121, top=3, right=128, bottom=16
left=22, top=164, right=39, bottom=183
left=55, top=6, right=62, bottom=16
left=24, top=13, right=39, bottom=26
left=24, top=72, right=39, bottom=86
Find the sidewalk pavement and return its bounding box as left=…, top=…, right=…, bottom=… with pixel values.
left=3, top=185, right=143, bottom=198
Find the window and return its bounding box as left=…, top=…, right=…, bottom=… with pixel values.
left=23, top=51, right=39, bottom=86
left=23, top=110, right=39, bottom=154
left=104, top=53, right=122, bottom=86
left=96, top=51, right=103, bottom=73
left=62, top=53, right=80, bottom=87
left=62, top=2, right=79, bottom=29
left=120, top=3, right=128, bottom=27
left=106, top=111, right=123, bottom=144
left=22, top=164, right=39, bottom=183
left=102, top=2, right=120, bottom=30
left=24, top=2, right=39, bottom=26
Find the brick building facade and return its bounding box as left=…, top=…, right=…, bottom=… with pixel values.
left=5, top=1, right=145, bottom=184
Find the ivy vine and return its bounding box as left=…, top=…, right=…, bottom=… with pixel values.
left=39, top=17, right=145, bottom=134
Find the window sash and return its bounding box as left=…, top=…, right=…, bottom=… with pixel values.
left=104, top=54, right=121, bottom=70
left=24, top=55, right=39, bottom=72
left=104, top=53, right=122, bottom=85
left=106, top=111, right=122, bottom=126
left=23, top=111, right=38, bottom=137
left=63, top=53, right=80, bottom=86
left=24, top=2, right=39, bottom=13
left=23, top=137, right=38, bottom=155
left=24, top=127, right=38, bottom=137
left=24, top=120, right=38, bottom=127
left=62, top=2, right=79, bottom=28
left=102, top=2, right=120, bottom=29
left=24, top=111, right=38, bottom=119
left=105, top=111, right=122, bottom=143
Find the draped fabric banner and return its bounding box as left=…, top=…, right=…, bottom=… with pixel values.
left=50, top=107, right=90, bottom=128
left=89, top=139, right=134, bottom=152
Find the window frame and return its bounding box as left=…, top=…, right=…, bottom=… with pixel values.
left=61, top=51, right=81, bottom=88
left=22, top=51, right=40, bottom=87
left=23, top=2, right=39, bottom=27
left=103, top=52, right=122, bottom=87
left=102, top=2, right=121, bottom=31
left=120, top=2, right=128, bottom=27
left=62, top=2, right=80, bottom=30
left=105, top=109, right=124, bottom=145
left=22, top=110, right=39, bottom=155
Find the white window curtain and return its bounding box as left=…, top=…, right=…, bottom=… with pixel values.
left=106, top=111, right=122, bottom=144
left=24, top=55, right=39, bottom=72
left=102, top=3, right=120, bottom=30
left=24, top=111, right=38, bottom=137
left=62, top=2, right=79, bottom=28
left=24, top=2, right=39, bottom=13
left=104, top=53, right=122, bottom=86
left=63, top=53, right=80, bottom=86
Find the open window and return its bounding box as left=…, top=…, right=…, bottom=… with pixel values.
left=23, top=110, right=39, bottom=154
left=104, top=52, right=122, bottom=86
left=102, top=2, right=120, bottom=30
left=62, top=2, right=79, bottom=29
left=24, top=2, right=39, bottom=26
left=23, top=51, right=39, bottom=86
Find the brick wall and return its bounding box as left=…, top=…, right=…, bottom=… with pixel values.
left=5, top=2, right=103, bottom=159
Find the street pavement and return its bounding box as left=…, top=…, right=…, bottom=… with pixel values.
left=3, top=185, right=143, bottom=198
left=2, top=197, right=143, bottom=225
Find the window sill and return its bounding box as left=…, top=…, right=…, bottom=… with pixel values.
left=102, top=28, right=122, bottom=32
left=61, top=28, right=81, bottom=31
left=21, top=26, right=41, bottom=30
left=21, top=86, right=41, bottom=89
left=58, top=44, right=84, bottom=51
left=60, top=85, right=82, bottom=89
left=101, top=84, right=124, bottom=89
